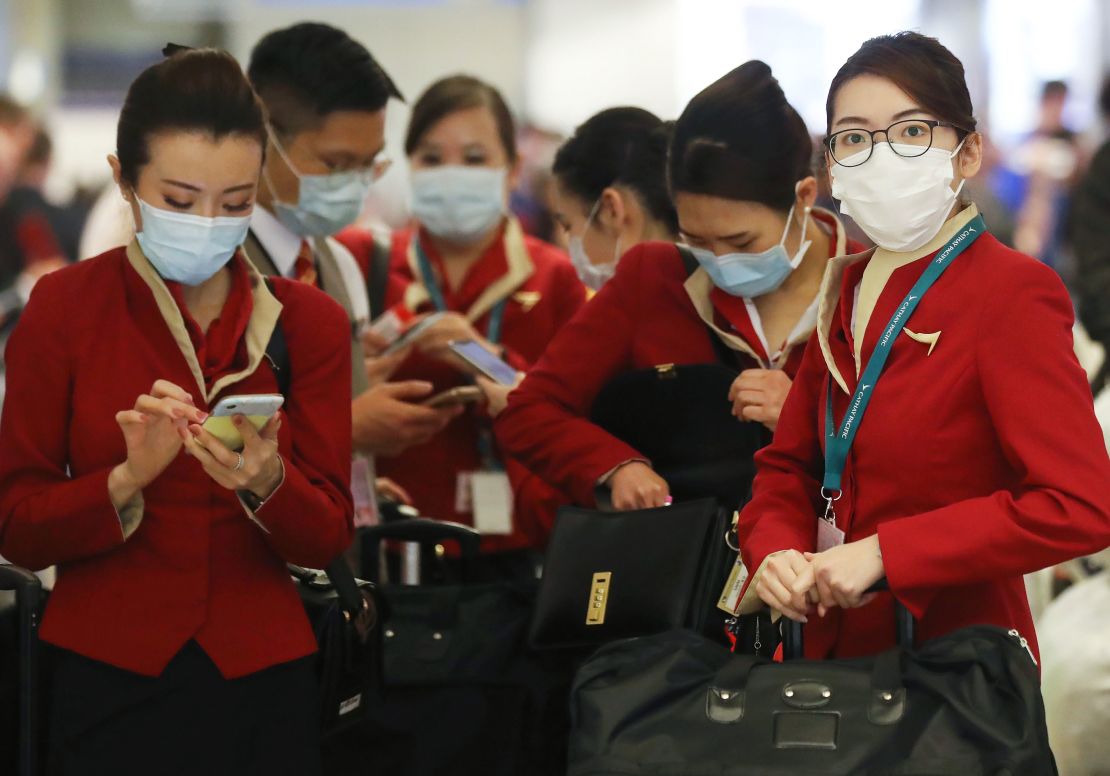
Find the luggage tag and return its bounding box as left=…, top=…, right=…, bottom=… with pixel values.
left=470, top=471, right=514, bottom=535
left=351, top=456, right=378, bottom=528
left=816, top=495, right=845, bottom=552
left=718, top=511, right=749, bottom=615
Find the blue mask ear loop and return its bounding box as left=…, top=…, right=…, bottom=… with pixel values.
left=579, top=193, right=623, bottom=265
left=783, top=182, right=814, bottom=269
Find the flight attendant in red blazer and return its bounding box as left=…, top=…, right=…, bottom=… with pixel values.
left=496, top=62, right=864, bottom=512
left=365, top=76, right=584, bottom=578
left=0, top=49, right=352, bottom=774
left=736, top=32, right=1110, bottom=661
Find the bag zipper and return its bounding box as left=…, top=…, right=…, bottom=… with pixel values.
left=1008, top=629, right=1037, bottom=666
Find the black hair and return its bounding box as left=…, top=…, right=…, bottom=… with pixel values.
left=116, top=47, right=266, bottom=188
left=248, top=22, right=403, bottom=137
left=669, top=60, right=812, bottom=212
left=827, top=32, right=976, bottom=136
left=405, top=75, right=517, bottom=163
left=553, top=107, right=677, bottom=234
left=1042, top=80, right=1069, bottom=101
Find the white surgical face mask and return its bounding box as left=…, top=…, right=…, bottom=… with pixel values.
left=830, top=140, right=966, bottom=253
left=568, top=198, right=621, bottom=291
left=410, top=166, right=507, bottom=244
left=688, top=199, right=812, bottom=299
left=135, top=197, right=250, bottom=286
left=266, top=129, right=374, bottom=238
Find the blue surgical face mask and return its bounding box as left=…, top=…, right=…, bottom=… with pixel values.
left=135, top=197, right=250, bottom=286
left=410, top=166, right=507, bottom=244
left=689, top=202, right=812, bottom=298
left=568, top=197, right=621, bottom=291
left=266, top=130, right=374, bottom=238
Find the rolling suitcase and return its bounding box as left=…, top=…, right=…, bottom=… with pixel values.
left=569, top=586, right=1057, bottom=775
left=0, top=564, right=43, bottom=776
left=346, top=518, right=574, bottom=776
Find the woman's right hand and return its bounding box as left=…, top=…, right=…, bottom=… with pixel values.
left=754, top=549, right=816, bottom=623
left=608, top=462, right=670, bottom=511
left=110, top=380, right=207, bottom=506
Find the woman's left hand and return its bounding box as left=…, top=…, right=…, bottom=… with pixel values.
left=729, top=369, right=793, bottom=431
left=802, top=535, right=885, bottom=616
left=185, top=414, right=284, bottom=500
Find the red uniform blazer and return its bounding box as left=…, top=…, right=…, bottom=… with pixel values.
left=737, top=231, right=1110, bottom=660
left=496, top=222, right=861, bottom=510
left=0, top=246, right=354, bottom=678
left=362, top=223, right=585, bottom=552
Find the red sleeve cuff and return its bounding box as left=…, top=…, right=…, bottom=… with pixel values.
left=254, top=457, right=352, bottom=568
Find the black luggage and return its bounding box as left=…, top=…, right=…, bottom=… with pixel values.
left=0, top=564, right=43, bottom=776
left=336, top=518, right=575, bottom=776
left=529, top=498, right=734, bottom=650
left=569, top=596, right=1057, bottom=775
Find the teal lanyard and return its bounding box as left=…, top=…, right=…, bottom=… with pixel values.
left=414, top=236, right=507, bottom=472
left=413, top=237, right=507, bottom=345
left=823, top=215, right=986, bottom=500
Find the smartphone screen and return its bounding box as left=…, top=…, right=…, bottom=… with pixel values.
left=449, top=340, right=518, bottom=386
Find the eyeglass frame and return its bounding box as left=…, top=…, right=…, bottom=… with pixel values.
left=823, top=119, right=972, bottom=168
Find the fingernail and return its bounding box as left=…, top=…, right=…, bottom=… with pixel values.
left=196, top=412, right=209, bottom=422
left=232, top=416, right=242, bottom=426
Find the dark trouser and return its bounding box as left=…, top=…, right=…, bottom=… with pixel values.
left=48, top=641, right=320, bottom=776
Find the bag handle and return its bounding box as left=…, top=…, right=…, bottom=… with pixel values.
left=357, top=518, right=482, bottom=583
left=781, top=578, right=914, bottom=660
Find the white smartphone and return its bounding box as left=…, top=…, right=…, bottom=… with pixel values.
left=202, top=394, right=285, bottom=451
left=448, top=340, right=519, bottom=386
left=382, top=311, right=448, bottom=355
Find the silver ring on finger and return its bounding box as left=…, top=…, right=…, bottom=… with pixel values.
left=233, top=452, right=244, bottom=472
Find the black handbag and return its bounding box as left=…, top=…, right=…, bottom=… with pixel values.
left=529, top=498, right=734, bottom=650
left=289, top=561, right=381, bottom=737
left=569, top=610, right=1057, bottom=775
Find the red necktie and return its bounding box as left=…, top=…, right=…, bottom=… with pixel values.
left=293, top=241, right=318, bottom=287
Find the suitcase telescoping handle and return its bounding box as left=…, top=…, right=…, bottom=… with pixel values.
left=782, top=578, right=914, bottom=660
left=358, top=518, right=481, bottom=582
left=0, top=564, right=42, bottom=776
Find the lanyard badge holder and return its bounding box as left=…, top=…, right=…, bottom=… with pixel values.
left=416, top=237, right=514, bottom=535
left=820, top=215, right=986, bottom=546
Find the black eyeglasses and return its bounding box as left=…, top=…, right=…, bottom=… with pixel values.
left=824, top=119, right=970, bottom=167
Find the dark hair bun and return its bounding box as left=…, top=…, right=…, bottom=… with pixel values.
left=116, top=48, right=266, bottom=188
left=553, top=106, right=677, bottom=234
left=670, top=60, right=812, bottom=211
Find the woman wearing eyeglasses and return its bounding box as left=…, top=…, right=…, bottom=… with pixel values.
left=495, top=62, right=864, bottom=514
left=735, top=32, right=1110, bottom=661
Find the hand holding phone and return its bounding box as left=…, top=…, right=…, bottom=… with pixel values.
left=448, top=340, right=518, bottom=386
left=201, top=394, right=284, bottom=451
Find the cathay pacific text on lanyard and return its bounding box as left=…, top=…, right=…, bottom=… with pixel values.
left=822, top=215, right=987, bottom=519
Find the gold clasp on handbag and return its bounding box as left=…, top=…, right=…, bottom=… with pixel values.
left=586, top=572, right=612, bottom=625
left=654, top=363, right=677, bottom=379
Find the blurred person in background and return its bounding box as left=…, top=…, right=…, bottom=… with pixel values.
left=0, top=47, right=354, bottom=774
left=1071, top=78, right=1110, bottom=396
left=478, top=107, right=678, bottom=417
left=358, top=75, right=584, bottom=578
left=497, top=62, right=863, bottom=513
left=1004, top=80, right=1086, bottom=270
left=245, top=22, right=438, bottom=520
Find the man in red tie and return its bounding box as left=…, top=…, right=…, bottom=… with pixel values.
left=242, top=23, right=461, bottom=520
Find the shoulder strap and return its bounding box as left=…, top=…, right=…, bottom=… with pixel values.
left=367, top=237, right=391, bottom=320
left=261, top=278, right=292, bottom=398
left=675, top=244, right=739, bottom=369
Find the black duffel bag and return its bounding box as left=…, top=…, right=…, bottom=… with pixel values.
left=570, top=618, right=1056, bottom=775
left=289, top=560, right=380, bottom=737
